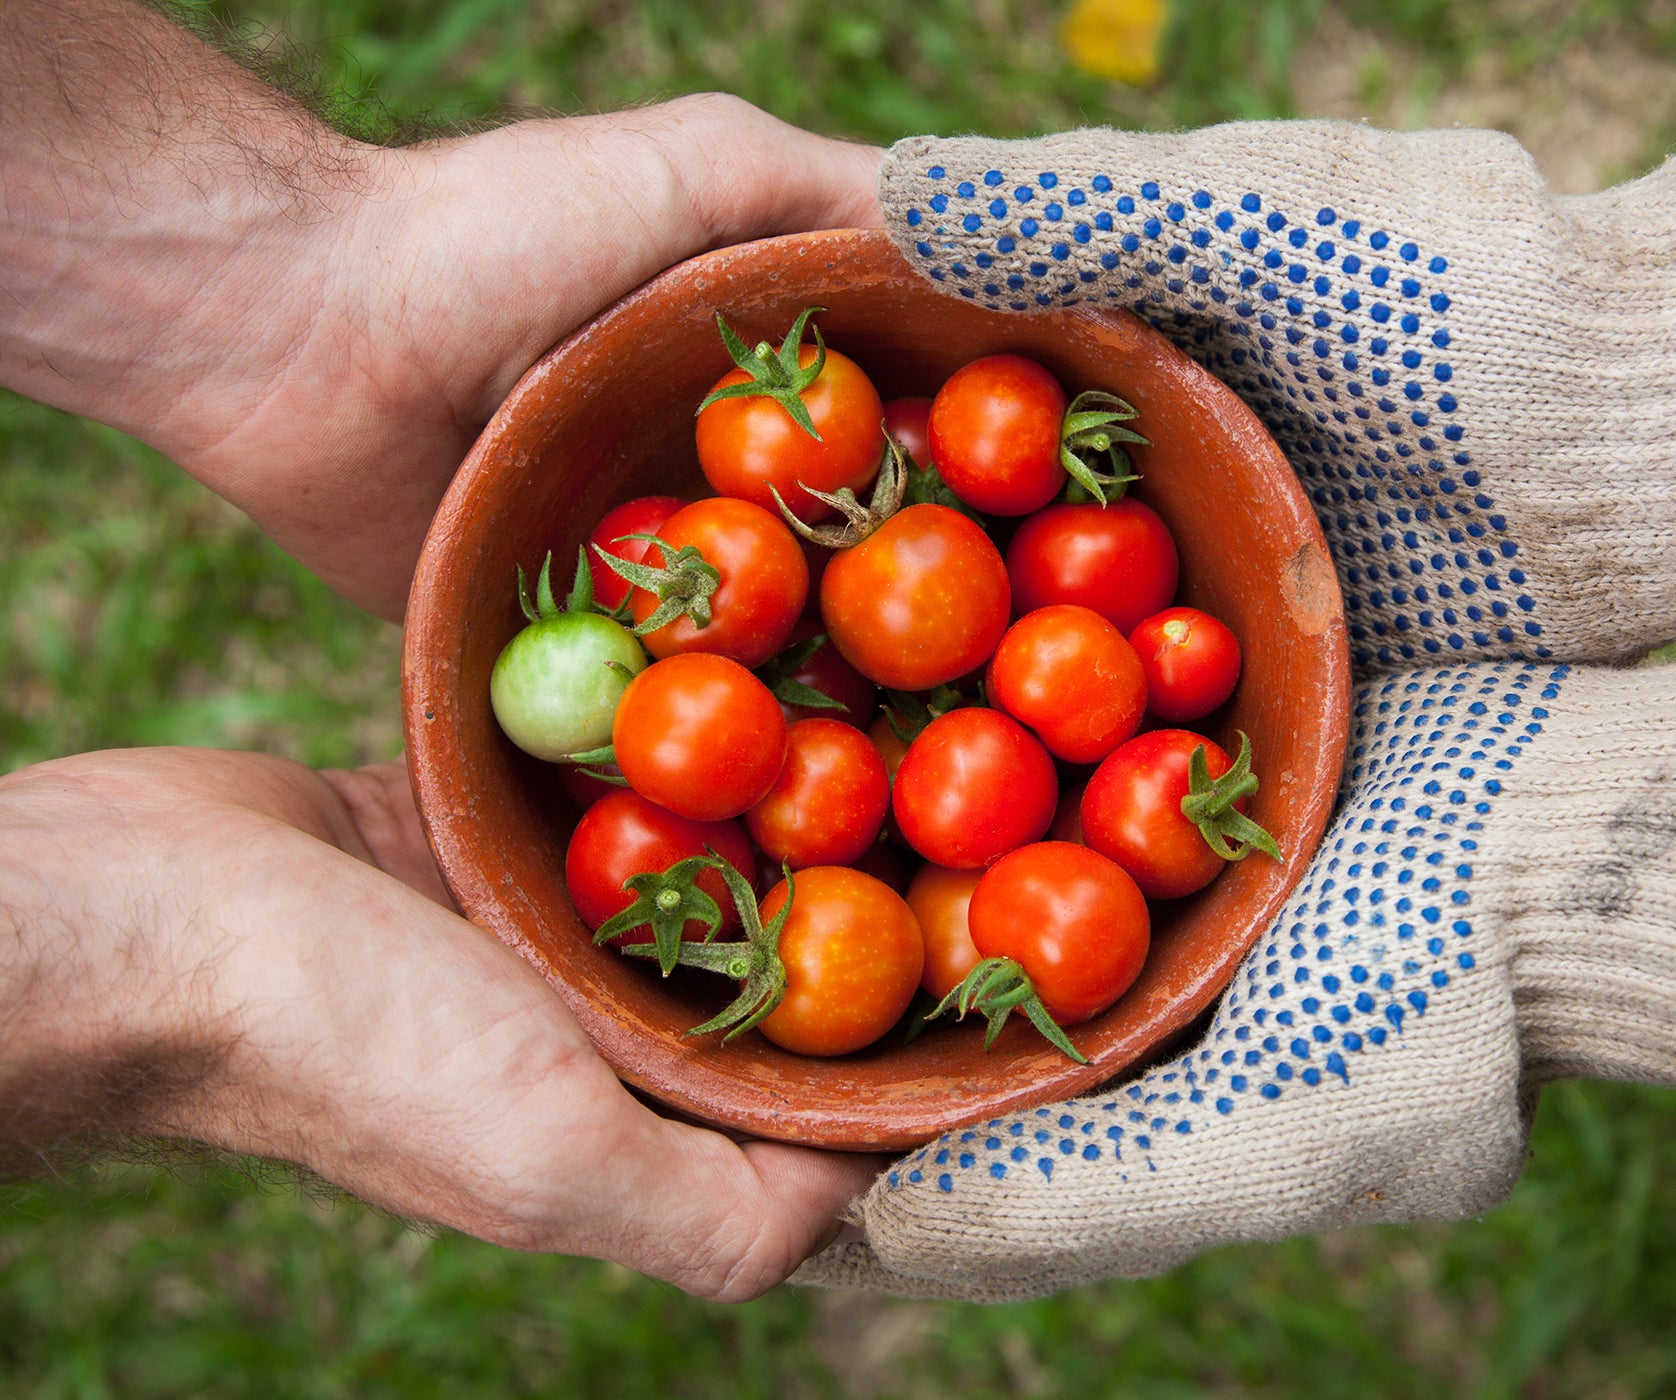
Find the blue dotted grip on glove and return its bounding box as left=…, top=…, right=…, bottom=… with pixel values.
left=883, top=660, right=1562, bottom=1196
left=899, top=164, right=1547, bottom=670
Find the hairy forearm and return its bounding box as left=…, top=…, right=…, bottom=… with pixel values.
left=0, top=0, right=371, bottom=456
left=0, top=763, right=227, bottom=1164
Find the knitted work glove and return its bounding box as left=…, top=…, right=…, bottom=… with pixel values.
left=794, top=123, right=1676, bottom=1302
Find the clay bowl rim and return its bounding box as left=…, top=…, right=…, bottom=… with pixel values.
left=402, top=226, right=1351, bottom=1151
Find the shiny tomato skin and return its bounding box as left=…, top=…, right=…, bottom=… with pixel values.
left=928, top=355, right=1067, bottom=516
left=564, top=789, right=755, bottom=944
left=775, top=619, right=877, bottom=728
left=905, top=863, right=983, bottom=1000
left=968, top=841, right=1150, bottom=1024
left=587, top=495, right=686, bottom=611
left=746, top=719, right=891, bottom=869
left=892, top=707, right=1058, bottom=869
left=882, top=396, right=934, bottom=465
left=985, top=604, right=1148, bottom=764
left=612, top=653, right=789, bottom=822
left=1130, top=606, right=1242, bottom=722
left=1006, top=500, right=1179, bottom=635
left=756, top=867, right=925, bottom=1056
left=629, top=496, right=807, bottom=669
left=696, top=344, right=884, bottom=523
left=1081, top=729, right=1237, bottom=900
left=820, top=504, right=1010, bottom=691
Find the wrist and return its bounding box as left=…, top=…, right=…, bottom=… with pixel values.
left=0, top=758, right=236, bottom=1156
left=1468, top=666, right=1676, bottom=1085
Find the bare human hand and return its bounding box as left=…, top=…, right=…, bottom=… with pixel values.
left=0, top=748, right=880, bottom=1301
left=0, top=0, right=885, bottom=619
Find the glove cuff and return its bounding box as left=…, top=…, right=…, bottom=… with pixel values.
left=1485, top=665, right=1676, bottom=1085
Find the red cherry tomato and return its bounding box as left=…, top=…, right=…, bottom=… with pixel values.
left=882, top=396, right=933, bottom=465
left=928, top=354, right=1067, bottom=516
left=905, top=863, right=983, bottom=1000
left=756, top=867, right=925, bottom=1056
left=968, top=841, right=1150, bottom=1024
left=984, top=604, right=1148, bottom=764
left=696, top=344, right=884, bottom=522
left=586, top=495, right=686, bottom=611
left=746, top=719, right=891, bottom=869
left=1081, top=729, right=1238, bottom=899
left=612, top=654, right=788, bottom=822
left=564, top=789, right=755, bottom=944
left=628, top=496, right=807, bottom=669
left=773, top=619, right=877, bottom=728
left=892, top=707, right=1057, bottom=869
left=820, top=504, right=1010, bottom=691
left=1006, top=500, right=1179, bottom=635
left=1129, top=606, right=1242, bottom=722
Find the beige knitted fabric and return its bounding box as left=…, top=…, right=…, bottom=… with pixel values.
left=878, top=123, right=1676, bottom=672
left=792, top=123, right=1676, bottom=1302
left=797, top=663, right=1676, bottom=1301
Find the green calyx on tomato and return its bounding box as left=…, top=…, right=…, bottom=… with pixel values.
left=898, top=446, right=984, bottom=523
left=592, top=853, right=725, bottom=977
left=754, top=633, right=849, bottom=714
left=1179, top=731, right=1284, bottom=863
left=770, top=438, right=907, bottom=549
left=621, top=853, right=792, bottom=1042
left=1059, top=390, right=1148, bottom=505
left=929, top=955, right=1088, bottom=1064
left=697, top=306, right=830, bottom=441
left=593, top=534, right=721, bottom=636
left=880, top=683, right=970, bottom=744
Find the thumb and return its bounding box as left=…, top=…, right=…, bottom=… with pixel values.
left=612, top=91, right=886, bottom=248
left=398, top=93, right=883, bottom=422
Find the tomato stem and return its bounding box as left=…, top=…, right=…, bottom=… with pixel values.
left=770, top=439, right=907, bottom=547
left=620, top=854, right=793, bottom=1042
left=593, top=854, right=725, bottom=976
left=697, top=307, right=829, bottom=441
left=1059, top=390, right=1148, bottom=505
left=1179, top=731, right=1284, bottom=863
left=593, top=535, right=721, bottom=635
left=931, top=956, right=1088, bottom=1064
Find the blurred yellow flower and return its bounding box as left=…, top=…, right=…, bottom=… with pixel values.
left=1060, top=0, right=1167, bottom=86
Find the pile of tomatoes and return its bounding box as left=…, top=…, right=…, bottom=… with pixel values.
left=489, top=309, right=1277, bottom=1063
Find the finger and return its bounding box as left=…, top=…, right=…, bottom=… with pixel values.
left=563, top=1102, right=883, bottom=1303
left=409, top=96, right=884, bottom=409
left=169, top=805, right=877, bottom=1302
left=625, top=92, right=886, bottom=245
left=318, top=760, right=457, bottom=909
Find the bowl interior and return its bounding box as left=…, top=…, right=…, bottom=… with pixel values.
left=403, top=228, right=1349, bottom=1150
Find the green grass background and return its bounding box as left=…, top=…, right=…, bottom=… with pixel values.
left=4, top=1, right=1675, bottom=1395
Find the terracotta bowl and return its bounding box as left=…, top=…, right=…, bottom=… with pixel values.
left=403, top=227, right=1349, bottom=1151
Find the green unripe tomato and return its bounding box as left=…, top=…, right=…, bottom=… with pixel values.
left=490, top=612, right=646, bottom=761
